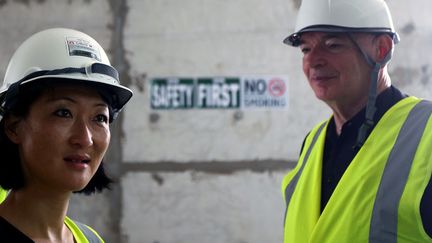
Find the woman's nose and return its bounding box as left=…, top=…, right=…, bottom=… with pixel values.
left=69, top=119, right=93, bottom=148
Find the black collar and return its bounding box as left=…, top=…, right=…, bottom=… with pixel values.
left=327, top=86, right=407, bottom=145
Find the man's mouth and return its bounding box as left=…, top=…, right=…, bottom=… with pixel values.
left=311, top=74, right=337, bottom=83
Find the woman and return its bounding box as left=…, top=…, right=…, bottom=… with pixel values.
left=0, top=28, right=133, bottom=242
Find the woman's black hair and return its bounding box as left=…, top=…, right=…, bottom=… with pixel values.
left=0, top=79, right=113, bottom=194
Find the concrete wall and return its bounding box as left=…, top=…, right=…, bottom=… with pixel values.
left=0, top=0, right=431, bottom=242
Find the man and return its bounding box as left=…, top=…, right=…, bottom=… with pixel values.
left=281, top=0, right=432, bottom=242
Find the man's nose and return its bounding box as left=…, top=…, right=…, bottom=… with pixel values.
left=304, top=47, right=327, bottom=68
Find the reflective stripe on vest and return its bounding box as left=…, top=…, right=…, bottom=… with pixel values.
left=74, top=221, right=102, bottom=243
left=284, top=122, right=326, bottom=206
left=370, top=100, right=432, bottom=242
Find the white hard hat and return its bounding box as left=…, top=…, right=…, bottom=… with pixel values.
left=1, top=28, right=132, bottom=119
left=284, top=0, right=400, bottom=46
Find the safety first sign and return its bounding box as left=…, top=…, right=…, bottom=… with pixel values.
left=150, top=76, right=288, bottom=110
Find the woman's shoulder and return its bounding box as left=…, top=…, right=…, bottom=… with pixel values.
left=65, top=216, right=104, bottom=243
left=0, top=216, right=33, bottom=242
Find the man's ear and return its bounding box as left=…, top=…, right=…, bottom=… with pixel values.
left=375, top=34, right=394, bottom=63
left=4, top=115, right=22, bottom=144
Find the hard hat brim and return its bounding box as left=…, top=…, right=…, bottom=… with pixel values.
left=18, top=74, right=133, bottom=112
left=283, top=25, right=400, bottom=46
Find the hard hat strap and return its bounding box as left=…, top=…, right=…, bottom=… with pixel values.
left=346, top=34, right=392, bottom=149
left=355, top=63, right=380, bottom=148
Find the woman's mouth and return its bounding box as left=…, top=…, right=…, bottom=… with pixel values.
left=64, top=155, right=91, bottom=164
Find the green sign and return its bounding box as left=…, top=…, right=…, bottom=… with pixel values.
left=196, top=78, right=240, bottom=108
left=150, top=77, right=241, bottom=109
left=151, top=78, right=194, bottom=109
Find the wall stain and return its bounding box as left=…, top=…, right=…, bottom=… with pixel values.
left=291, top=0, right=301, bottom=10
left=151, top=173, right=164, bottom=186
left=232, top=110, right=244, bottom=123
left=105, top=1, right=129, bottom=243
left=0, top=0, right=93, bottom=8
left=66, top=0, right=92, bottom=4
left=390, top=66, right=419, bottom=87
left=122, top=160, right=296, bottom=175
left=108, top=0, right=131, bottom=88
left=149, top=112, right=160, bottom=124
left=16, top=0, right=44, bottom=5
left=391, top=65, right=432, bottom=87
left=1, top=0, right=45, bottom=6
left=400, top=22, right=415, bottom=35
left=421, top=65, right=430, bottom=85
left=133, top=72, right=147, bottom=93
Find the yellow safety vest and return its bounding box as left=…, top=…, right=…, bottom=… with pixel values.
left=0, top=189, right=6, bottom=203
left=65, top=217, right=104, bottom=243
left=282, top=97, right=432, bottom=243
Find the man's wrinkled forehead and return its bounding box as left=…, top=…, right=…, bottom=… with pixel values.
left=298, top=32, right=350, bottom=45
left=298, top=32, right=375, bottom=46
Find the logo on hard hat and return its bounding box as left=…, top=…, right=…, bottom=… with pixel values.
left=66, top=37, right=101, bottom=61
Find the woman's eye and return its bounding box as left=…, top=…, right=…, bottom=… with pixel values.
left=54, top=109, right=72, bottom=118
left=95, top=114, right=109, bottom=124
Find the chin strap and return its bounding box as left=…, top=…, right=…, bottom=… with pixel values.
left=347, top=34, right=394, bottom=149
left=355, top=62, right=380, bottom=149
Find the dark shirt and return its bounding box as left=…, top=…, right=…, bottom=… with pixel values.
left=314, top=86, right=431, bottom=237
left=0, top=216, right=33, bottom=242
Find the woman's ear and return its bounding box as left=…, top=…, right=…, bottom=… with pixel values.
left=4, top=115, right=22, bottom=144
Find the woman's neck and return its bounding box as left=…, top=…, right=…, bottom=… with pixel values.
left=0, top=187, right=73, bottom=242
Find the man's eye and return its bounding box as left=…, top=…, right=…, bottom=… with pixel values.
left=301, top=47, right=310, bottom=54
left=54, top=109, right=72, bottom=118
left=328, top=43, right=342, bottom=48
left=325, top=41, right=346, bottom=51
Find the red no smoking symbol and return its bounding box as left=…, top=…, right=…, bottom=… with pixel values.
left=268, top=78, right=286, bottom=97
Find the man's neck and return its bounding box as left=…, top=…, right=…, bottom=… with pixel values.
left=330, top=75, right=391, bottom=135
